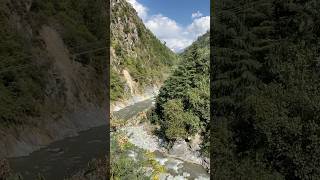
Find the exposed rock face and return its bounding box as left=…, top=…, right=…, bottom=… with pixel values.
left=110, top=0, right=177, bottom=104
left=122, top=69, right=137, bottom=95
left=40, top=25, right=77, bottom=107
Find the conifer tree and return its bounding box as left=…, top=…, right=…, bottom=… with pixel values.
left=153, top=32, right=210, bottom=154
left=213, top=0, right=320, bottom=179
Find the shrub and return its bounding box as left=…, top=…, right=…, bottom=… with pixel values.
left=162, top=99, right=200, bottom=140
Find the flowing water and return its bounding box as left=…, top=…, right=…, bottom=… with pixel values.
left=114, top=98, right=210, bottom=180
left=9, top=99, right=209, bottom=179
left=153, top=151, right=210, bottom=179
left=9, top=125, right=108, bottom=179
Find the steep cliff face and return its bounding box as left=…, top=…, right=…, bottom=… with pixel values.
left=110, top=0, right=177, bottom=104
left=0, top=0, right=107, bottom=157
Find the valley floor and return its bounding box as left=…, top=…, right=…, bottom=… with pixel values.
left=2, top=96, right=209, bottom=179
left=110, top=99, right=210, bottom=180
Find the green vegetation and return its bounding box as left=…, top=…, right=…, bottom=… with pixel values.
left=152, top=32, right=210, bottom=155
left=110, top=133, right=147, bottom=180
left=213, top=0, right=320, bottom=179
left=0, top=0, right=107, bottom=126
left=109, top=113, right=167, bottom=179
left=162, top=99, right=200, bottom=139
left=111, top=0, right=177, bottom=101
left=0, top=1, right=46, bottom=126
left=110, top=131, right=165, bottom=180
left=111, top=69, right=126, bottom=101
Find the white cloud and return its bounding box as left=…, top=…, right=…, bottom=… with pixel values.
left=126, top=0, right=210, bottom=52
left=192, top=11, right=203, bottom=19
left=187, top=16, right=210, bottom=39
left=126, top=0, right=148, bottom=20
left=162, top=38, right=194, bottom=52
left=145, top=14, right=182, bottom=39
left=145, top=15, right=210, bottom=52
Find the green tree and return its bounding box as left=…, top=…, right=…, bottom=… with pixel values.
left=152, top=32, right=210, bottom=154
left=162, top=99, right=200, bottom=140
left=212, top=0, right=320, bottom=179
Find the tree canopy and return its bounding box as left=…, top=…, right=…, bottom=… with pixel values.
left=212, top=0, right=320, bottom=179
left=152, top=32, right=210, bottom=155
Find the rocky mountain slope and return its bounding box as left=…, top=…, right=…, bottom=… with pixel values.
left=0, top=0, right=107, bottom=158
left=110, top=0, right=178, bottom=106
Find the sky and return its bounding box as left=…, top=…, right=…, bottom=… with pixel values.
left=126, top=0, right=210, bottom=52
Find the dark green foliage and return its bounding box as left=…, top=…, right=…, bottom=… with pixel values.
left=162, top=99, right=200, bottom=140
left=153, top=32, right=210, bottom=155
left=0, top=3, right=46, bottom=125
left=213, top=0, right=320, bottom=179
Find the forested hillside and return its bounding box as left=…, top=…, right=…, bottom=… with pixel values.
left=110, top=0, right=178, bottom=102
left=0, top=0, right=107, bottom=126
left=213, top=0, right=320, bottom=179
left=152, top=32, right=210, bottom=155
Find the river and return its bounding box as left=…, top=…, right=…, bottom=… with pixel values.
left=113, top=98, right=210, bottom=180
left=9, top=99, right=209, bottom=179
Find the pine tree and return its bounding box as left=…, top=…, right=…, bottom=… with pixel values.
left=153, top=32, right=210, bottom=154
left=213, top=0, right=320, bottom=179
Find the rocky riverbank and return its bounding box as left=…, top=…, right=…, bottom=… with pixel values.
left=110, top=97, right=209, bottom=179
left=120, top=122, right=210, bottom=172
left=112, top=100, right=210, bottom=176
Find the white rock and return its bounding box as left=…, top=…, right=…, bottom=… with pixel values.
left=183, top=172, right=190, bottom=177
left=195, top=175, right=210, bottom=180
left=155, top=157, right=168, bottom=165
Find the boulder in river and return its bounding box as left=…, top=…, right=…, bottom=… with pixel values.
left=169, top=139, right=189, bottom=157
left=168, top=139, right=202, bottom=165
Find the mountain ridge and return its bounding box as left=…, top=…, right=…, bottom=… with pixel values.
left=110, top=0, right=178, bottom=105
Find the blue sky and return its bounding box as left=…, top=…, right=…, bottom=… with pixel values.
left=138, top=0, right=210, bottom=26
left=127, top=0, right=210, bottom=52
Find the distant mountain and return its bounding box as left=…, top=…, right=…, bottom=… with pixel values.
left=110, top=0, right=178, bottom=102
